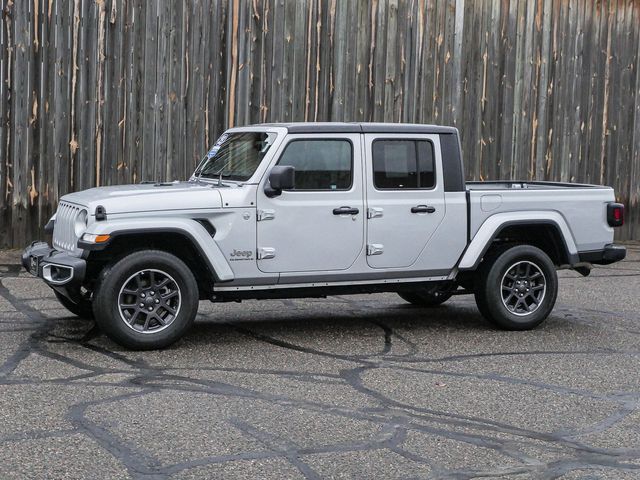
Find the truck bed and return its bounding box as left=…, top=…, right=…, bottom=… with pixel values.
left=465, top=181, right=616, bottom=253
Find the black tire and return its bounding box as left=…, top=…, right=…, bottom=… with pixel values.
left=93, top=250, right=199, bottom=350
left=474, top=244, right=558, bottom=330
left=398, top=284, right=453, bottom=307
left=54, top=290, right=94, bottom=320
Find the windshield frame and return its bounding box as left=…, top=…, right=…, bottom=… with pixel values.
left=192, top=128, right=284, bottom=185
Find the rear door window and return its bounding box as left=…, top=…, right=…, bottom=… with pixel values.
left=372, top=139, right=435, bottom=189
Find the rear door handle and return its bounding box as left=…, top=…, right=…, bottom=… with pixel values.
left=333, top=206, right=360, bottom=215
left=411, top=205, right=436, bottom=214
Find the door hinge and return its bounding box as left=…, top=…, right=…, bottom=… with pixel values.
left=257, top=209, right=275, bottom=221
left=257, top=247, right=276, bottom=260
left=367, top=207, right=384, bottom=219
left=367, top=244, right=384, bottom=256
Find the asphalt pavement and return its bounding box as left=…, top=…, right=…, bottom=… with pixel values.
left=0, top=244, right=639, bottom=479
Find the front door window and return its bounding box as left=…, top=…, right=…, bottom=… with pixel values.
left=277, top=139, right=353, bottom=191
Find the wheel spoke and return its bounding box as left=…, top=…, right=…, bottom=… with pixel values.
left=128, top=310, right=140, bottom=325
left=162, top=290, right=179, bottom=300
left=142, top=313, right=152, bottom=330
left=161, top=304, right=177, bottom=316
left=503, top=293, right=515, bottom=305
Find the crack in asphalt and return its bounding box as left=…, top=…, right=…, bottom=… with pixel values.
left=1, top=255, right=640, bottom=479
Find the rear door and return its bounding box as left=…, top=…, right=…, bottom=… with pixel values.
left=256, top=134, right=364, bottom=273
left=364, top=134, right=446, bottom=269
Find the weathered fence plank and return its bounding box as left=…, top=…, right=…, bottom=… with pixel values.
left=0, top=0, right=639, bottom=247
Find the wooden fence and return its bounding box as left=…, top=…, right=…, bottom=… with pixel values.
left=1, top=0, right=639, bottom=248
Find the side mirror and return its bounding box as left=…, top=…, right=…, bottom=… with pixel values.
left=264, top=165, right=295, bottom=197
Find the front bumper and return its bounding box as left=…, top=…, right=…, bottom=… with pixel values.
left=21, top=242, right=87, bottom=287
left=578, top=243, right=627, bottom=265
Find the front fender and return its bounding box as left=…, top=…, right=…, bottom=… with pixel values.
left=458, top=211, right=579, bottom=270
left=80, top=218, right=235, bottom=282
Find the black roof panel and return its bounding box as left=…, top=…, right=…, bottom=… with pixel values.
left=360, top=123, right=458, bottom=135
left=250, top=122, right=458, bottom=135
left=287, top=123, right=362, bottom=134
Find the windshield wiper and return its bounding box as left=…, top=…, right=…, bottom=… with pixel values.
left=200, top=159, right=235, bottom=186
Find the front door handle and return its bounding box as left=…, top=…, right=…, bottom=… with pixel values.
left=333, top=206, right=360, bottom=215
left=411, top=205, right=436, bottom=214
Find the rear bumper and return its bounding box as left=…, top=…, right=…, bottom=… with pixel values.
left=21, top=241, right=86, bottom=287
left=578, top=244, right=627, bottom=265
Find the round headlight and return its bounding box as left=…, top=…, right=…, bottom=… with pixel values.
left=74, top=210, right=88, bottom=237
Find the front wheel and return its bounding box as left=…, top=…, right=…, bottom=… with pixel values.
left=93, top=250, right=199, bottom=350
left=474, top=245, right=558, bottom=330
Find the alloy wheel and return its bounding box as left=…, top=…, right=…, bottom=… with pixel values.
left=500, top=261, right=546, bottom=316
left=117, top=269, right=182, bottom=333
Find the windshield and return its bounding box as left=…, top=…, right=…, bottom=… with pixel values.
left=194, top=132, right=277, bottom=181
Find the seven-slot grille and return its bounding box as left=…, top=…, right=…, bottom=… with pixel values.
left=53, top=202, right=83, bottom=252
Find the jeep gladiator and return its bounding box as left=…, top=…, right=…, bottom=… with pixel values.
left=22, top=123, right=627, bottom=349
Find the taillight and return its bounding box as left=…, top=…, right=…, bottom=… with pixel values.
left=607, top=203, right=624, bottom=227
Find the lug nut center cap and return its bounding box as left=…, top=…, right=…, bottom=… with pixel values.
left=143, top=297, right=155, bottom=307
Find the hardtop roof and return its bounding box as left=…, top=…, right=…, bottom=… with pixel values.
left=245, top=122, right=458, bottom=135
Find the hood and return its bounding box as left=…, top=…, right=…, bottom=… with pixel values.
left=60, top=181, right=223, bottom=216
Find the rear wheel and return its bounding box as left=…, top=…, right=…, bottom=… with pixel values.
left=398, top=283, right=454, bottom=307
left=474, top=245, right=558, bottom=330
left=93, top=250, right=199, bottom=350
left=54, top=289, right=94, bottom=320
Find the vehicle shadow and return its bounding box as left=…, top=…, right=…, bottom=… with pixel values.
left=182, top=298, right=498, bottom=344
left=49, top=296, right=580, bottom=353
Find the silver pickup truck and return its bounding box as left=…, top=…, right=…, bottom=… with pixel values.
left=23, top=123, right=626, bottom=349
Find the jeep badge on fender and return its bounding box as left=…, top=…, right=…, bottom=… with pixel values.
left=230, top=249, right=253, bottom=260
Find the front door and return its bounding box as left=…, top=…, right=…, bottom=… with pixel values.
left=257, top=134, right=364, bottom=273
left=364, top=134, right=446, bottom=270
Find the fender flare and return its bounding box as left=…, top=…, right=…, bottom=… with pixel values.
left=79, top=218, right=235, bottom=282
left=458, top=211, right=579, bottom=270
